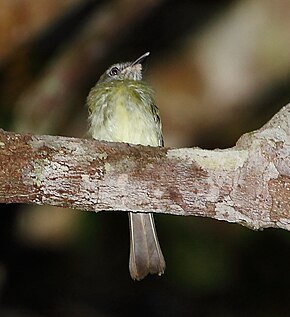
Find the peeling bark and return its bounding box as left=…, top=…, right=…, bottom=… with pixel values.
left=0, top=105, right=289, bottom=230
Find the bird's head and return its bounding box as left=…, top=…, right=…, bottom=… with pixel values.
left=97, top=52, right=150, bottom=83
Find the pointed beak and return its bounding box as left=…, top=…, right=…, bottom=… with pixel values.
left=131, top=52, right=150, bottom=66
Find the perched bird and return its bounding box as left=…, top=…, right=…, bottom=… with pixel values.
left=87, top=52, right=165, bottom=280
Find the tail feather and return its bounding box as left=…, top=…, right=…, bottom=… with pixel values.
left=129, top=212, right=165, bottom=281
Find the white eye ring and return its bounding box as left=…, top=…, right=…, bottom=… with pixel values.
left=109, top=67, right=119, bottom=76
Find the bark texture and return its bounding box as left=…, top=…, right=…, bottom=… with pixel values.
left=0, top=105, right=289, bottom=230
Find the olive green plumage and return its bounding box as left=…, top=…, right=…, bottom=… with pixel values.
left=87, top=53, right=165, bottom=281
left=88, top=80, right=163, bottom=147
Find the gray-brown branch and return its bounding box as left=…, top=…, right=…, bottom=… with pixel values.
left=0, top=105, right=289, bottom=231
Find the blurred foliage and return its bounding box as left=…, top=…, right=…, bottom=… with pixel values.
left=1, top=0, right=290, bottom=316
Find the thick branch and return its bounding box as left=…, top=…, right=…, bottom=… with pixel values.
left=0, top=105, right=289, bottom=230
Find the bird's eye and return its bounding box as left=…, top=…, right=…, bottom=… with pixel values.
left=109, top=67, right=119, bottom=76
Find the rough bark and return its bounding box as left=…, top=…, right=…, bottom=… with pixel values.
left=0, top=105, right=289, bottom=230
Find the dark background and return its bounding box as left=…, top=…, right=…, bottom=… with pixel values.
left=0, top=0, right=290, bottom=316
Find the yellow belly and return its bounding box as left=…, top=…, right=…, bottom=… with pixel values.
left=89, top=81, right=160, bottom=147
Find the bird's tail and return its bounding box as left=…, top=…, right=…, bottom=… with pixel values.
left=129, top=212, right=165, bottom=281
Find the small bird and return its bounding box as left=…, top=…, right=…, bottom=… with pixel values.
left=87, top=52, right=165, bottom=280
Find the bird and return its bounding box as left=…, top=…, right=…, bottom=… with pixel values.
left=87, top=52, right=165, bottom=281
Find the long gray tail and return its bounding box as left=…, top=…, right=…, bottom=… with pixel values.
left=129, top=212, right=165, bottom=281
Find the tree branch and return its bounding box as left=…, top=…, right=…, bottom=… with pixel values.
left=0, top=105, right=289, bottom=231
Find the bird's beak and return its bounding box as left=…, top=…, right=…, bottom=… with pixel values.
left=131, top=52, right=150, bottom=66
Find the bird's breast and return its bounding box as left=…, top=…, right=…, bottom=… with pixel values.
left=89, top=81, right=160, bottom=146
